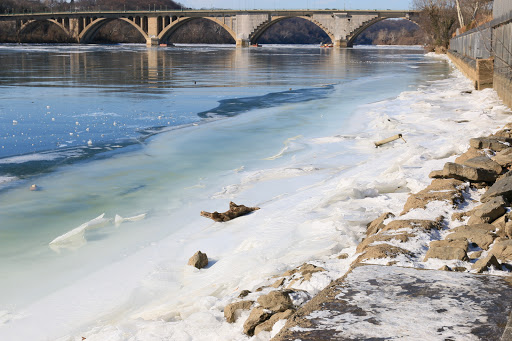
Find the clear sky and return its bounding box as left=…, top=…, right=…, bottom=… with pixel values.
left=177, top=0, right=414, bottom=10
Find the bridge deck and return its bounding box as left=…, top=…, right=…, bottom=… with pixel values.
left=0, top=9, right=419, bottom=20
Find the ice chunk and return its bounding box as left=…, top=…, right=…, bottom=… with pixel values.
left=114, top=213, right=147, bottom=226
left=49, top=214, right=109, bottom=252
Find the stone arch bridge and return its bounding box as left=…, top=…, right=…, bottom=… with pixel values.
left=0, top=9, right=420, bottom=47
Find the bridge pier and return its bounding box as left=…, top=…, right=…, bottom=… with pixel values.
left=333, top=40, right=348, bottom=48
left=236, top=39, right=250, bottom=47
left=147, top=37, right=160, bottom=46
left=147, top=17, right=160, bottom=46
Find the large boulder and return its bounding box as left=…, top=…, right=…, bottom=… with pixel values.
left=401, top=179, right=465, bottom=214
left=366, top=212, right=394, bottom=236
left=257, top=290, right=293, bottom=313
left=381, top=219, right=442, bottom=233
left=493, top=128, right=512, bottom=139
left=429, top=239, right=468, bottom=252
left=224, top=300, right=254, bottom=323
left=188, top=251, right=209, bottom=269
left=429, top=162, right=498, bottom=183
left=469, top=137, right=512, bottom=152
left=356, top=233, right=414, bottom=253
left=243, top=307, right=273, bottom=336
left=463, top=156, right=502, bottom=174
left=446, top=224, right=497, bottom=250
left=480, top=175, right=512, bottom=202
left=424, top=246, right=468, bottom=261
left=492, top=147, right=512, bottom=167
left=353, top=244, right=413, bottom=265
left=472, top=254, right=501, bottom=273
left=467, top=196, right=507, bottom=225
left=454, top=147, right=485, bottom=164
left=200, top=202, right=260, bottom=222
left=253, top=309, right=295, bottom=335
left=490, top=239, right=512, bottom=262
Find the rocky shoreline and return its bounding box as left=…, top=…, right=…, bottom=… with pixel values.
left=212, top=102, right=512, bottom=340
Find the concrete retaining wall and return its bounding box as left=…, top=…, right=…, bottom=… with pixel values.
left=494, top=0, right=512, bottom=21
left=449, top=8, right=512, bottom=108
left=447, top=50, right=493, bottom=90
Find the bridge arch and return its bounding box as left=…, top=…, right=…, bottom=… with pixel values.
left=158, top=17, right=237, bottom=43
left=250, top=16, right=335, bottom=44
left=18, top=19, right=70, bottom=39
left=79, top=17, right=149, bottom=43
left=346, top=16, right=421, bottom=47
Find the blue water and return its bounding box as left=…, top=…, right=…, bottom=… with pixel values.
left=0, top=44, right=440, bottom=182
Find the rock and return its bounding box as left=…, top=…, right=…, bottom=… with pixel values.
left=366, top=212, right=395, bottom=236
left=452, top=211, right=470, bottom=221
left=470, top=182, right=489, bottom=189
left=490, top=239, right=512, bottom=261
left=243, top=307, right=273, bottom=336
left=467, top=196, right=507, bottom=225
left=453, top=267, right=467, bottom=272
left=187, top=251, right=209, bottom=269
left=281, top=263, right=325, bottom=282
left=429, top=239, right=468, bottom=252
left=492, top=147, right=512, bottom=167
left=424, top=246, right=468, bottom=261
left=272, top=278, right=286, bottom=288
left=224, top=300, right=254, bottom=323
left=480, top=175, right=512, bottom=202
left=506, top=221, right=512, bottom=239
left=257, top=290, right=293, bottom=313
left=446, top=224, right=497, bottom=250
left=430, top=162, right=498, bottom=183
left=381, top=219, right=442, bottom=233
left=463, top=156, right=502, bottom=174
left=493, top=128, right=512, bottom=139
left=253, top=309, right=295, bottom=335
left=497, top=169, right=512, bottom=181
left=491, top=214, right=508, bottom=230
left=200, top=202, right=260, bottom=222
left=356, top=233, right=414, bottom=253
left=337, top=253, right=349, bottom=259
left=455, top=147, right=485, bottom=164
left=439, top=265, right=451, bottom=271
left=472, top=254, right=501, bottom=273
left=239, top=290, right=251, bottom=298
left=429, top=170, right=445, bottom=178
left=353, top=244, right=413, bottom=265
left=469, top=137, right=512, bottom=152
left=299, top=264, right=325, bottom=281
left=401, top=179, right=465, bottom=214
left=468, top=251, right=483, bottom=259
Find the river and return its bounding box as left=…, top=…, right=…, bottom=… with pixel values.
left=0, top=44, right=509, bottom=340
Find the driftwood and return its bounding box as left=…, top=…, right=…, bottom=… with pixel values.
left=201, top=202, right=260, bottom=222
left=374, top=134, right=407, bottom=147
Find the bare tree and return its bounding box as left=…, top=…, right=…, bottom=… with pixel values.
left=413, top=0, right=458, bottom=48
left=413, top=0, right=493, bottom=49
